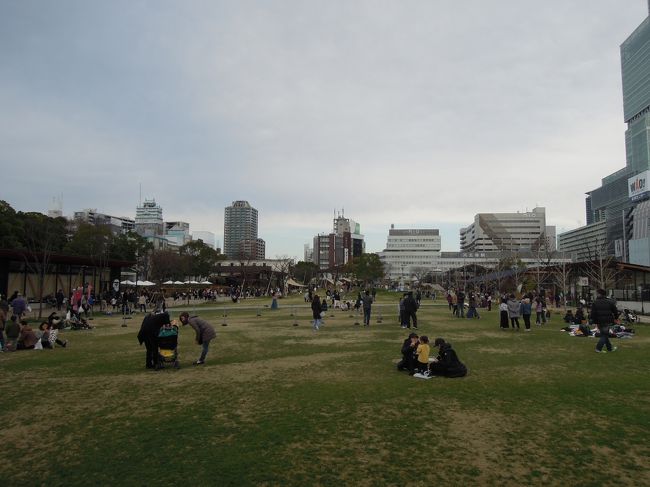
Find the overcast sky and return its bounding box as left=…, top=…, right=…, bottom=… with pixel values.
left=1, top=1, right=648, bottom=259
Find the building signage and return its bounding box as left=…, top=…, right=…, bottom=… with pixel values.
left=629, top=170, right=650, bottom=201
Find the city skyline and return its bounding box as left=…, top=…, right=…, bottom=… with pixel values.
left=1, top=1, right=648, bottom=259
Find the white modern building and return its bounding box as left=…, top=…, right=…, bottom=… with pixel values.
left=379, top=224, right=569, bottom=281
left=73, top=209, right=135, bottom=235
left=192, top=231, right=216, bottom=249
left=460, top=207, right=556, bottom=253
left=557, top=220, right=608, bottom=262
left=135, top=199, right=164, bottom=237
left=378, top=226, right=441, bottom=280
left=165, top=221, right=191, bottom=247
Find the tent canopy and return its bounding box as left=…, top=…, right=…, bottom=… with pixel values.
left=120, top=280, right=135, bottom=286
left=163, top=280, right=174, bottom=285
left=286, top=278, right=306, bottom=287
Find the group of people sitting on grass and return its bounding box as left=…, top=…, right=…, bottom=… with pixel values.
left=1, top=312, right=68, bottom=351
left=397, top=333, right=467, bottom=378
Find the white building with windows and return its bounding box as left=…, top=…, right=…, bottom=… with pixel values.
left=460, top=207, right=556, bottom=253
left=378, top=226, right=441, bottom=280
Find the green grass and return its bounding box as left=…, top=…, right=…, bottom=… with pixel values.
left=2, top=294, right=650, bottom=486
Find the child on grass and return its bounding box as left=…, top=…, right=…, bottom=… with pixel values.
left=414, top=335, right=430, bottom=375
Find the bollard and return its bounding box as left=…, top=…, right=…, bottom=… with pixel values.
left=377, top=312, right=383, bottom=324
left=257, top=308, right=262, bottom=317
left=222, top=308, right=228, bottom=326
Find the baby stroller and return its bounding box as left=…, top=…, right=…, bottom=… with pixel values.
left=157, top=324, right=180, bottom=369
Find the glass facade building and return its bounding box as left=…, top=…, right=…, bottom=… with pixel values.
left=584, top=10, right=650, bottom=260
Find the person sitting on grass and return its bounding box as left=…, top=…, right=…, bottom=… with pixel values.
left=4, top=315, right=20, bottom=351
left=47, top=313, right=67, bottom=347
left=428, top=338, right=467, bottom=378
left=413, top=335, right=430, bottom=375
left=38, top=322, right=53, bottom=349
left=17, top=320, right=39, bottom=350
left=397, top=332, right=419, bottom=373
left=563, top=309, right=574, bottom=324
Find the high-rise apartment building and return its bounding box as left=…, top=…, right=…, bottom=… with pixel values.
left=224, top=201, right=265, bottom=259
left=460, top=207, right=556, bottom=253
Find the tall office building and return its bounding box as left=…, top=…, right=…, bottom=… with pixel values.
left=577, top=7, right=650, bottom=262
left=311, top=211, right=366, bottom=270
left=135, top=199, right=164, bottom=237
left=224, top=201, right=264, bottom=259
left=460, top=208, right=555, bottom=253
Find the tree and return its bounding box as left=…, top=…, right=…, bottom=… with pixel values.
left=552, top=261, right=573, bottom=309
left=179, top=239, right=224, bottom=280
left=531, top=232, right=557, bottom=293
left=348, top=253, right=385, bottom=286
left=0, top=200, right=23, bottom=249
left=19, top=212, right=68, bottom=318
left=272, top=255, right=293, bottom=294
left=581, top=241, right=618, bottom=291
left=110, top=232, right=153, bottom=279
left=293, top=261, right=319, bottom=284
left=65, top=223, right=115, bottom=294
left=150, top=250, right=189, bottom=282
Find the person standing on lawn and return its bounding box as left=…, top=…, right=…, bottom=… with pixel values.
left=179, top=312, right=216, bottom=365
left=362, top=290, right=373, bottom=326
left=590, top=289, right=619, bottom=353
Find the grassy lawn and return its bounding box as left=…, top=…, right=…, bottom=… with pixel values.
left=2, top=291, right=649, bottom=486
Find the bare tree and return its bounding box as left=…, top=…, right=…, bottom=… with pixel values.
left=20, top=213, right=68, bottom=318
left=552, top=261, right=573, bottom=309
left=531, top=232, right=557, bottom=293
left=581, top=240, right=618, bottom=291
left=273, top=255, right=294, bottom=295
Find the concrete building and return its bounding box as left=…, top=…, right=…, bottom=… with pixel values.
left=379, top=224, right=569, bottom=281
left=73, top=209, right=135, bottom=235
left=192, top=231, right=216, bottom=249
left=311, top=212, right=365, bottom=270
left=557, top=221, right=608, bottom=262
left=135, top=199, right=164, bottom=238
left=165, top=221, right=191, bottom=247
left=303, top=244, right=313, bottom=263
left=460, top=207, right=556, bottom=253
left=238, top=238, right=266, bottom=260
left=378, top=226, right=441, bottom=280
left=224, top=201, right=265, bottom=259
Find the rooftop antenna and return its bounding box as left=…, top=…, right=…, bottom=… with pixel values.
left=139, top=183, right=142, bottom=206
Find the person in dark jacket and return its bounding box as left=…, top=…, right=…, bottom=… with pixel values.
left=137, top=312, right=171, bottom=369
left=403, top=292, right=418, bottom=329
left=311, top=295, right=322, bottom=330
left=590, top=289, right=619, bottom=353
left=428, top=338, right=467, bottom=377
left=397, top=333, right=419, bottom=373
left=456, top=291, right=465, bottom=318
left=179, top=312, right=216, bottom=365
